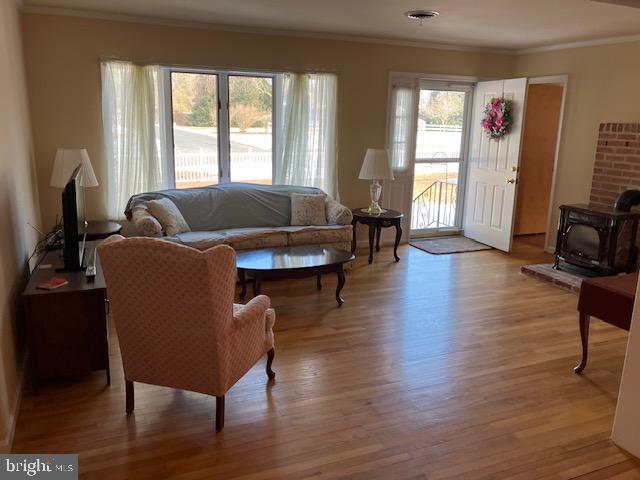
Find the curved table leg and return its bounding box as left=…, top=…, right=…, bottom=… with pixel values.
left=238, top=269, right=247, bottom=299
left=574, top=312, right=590, bottom=374
left=317, top=274, right=322, bottom=290
left=266, top=348, right=275, bottom=380
left=368, top=224, right=376, bottom=264
left=393, top=221, right=402, bottom=262
left=336, top=268, right=346, bottom=306
left=351, top=219, right=358, bottom=253
left=375, top=225, right=382, bottom=252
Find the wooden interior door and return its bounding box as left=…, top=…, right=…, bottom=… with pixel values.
left=463, top=78, right=528, bottom=252
left=514, top=84, right=563, bottom=235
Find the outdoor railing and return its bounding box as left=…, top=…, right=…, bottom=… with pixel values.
left=411, top=180, right=458, bottom=230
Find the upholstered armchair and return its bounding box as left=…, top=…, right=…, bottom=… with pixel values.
left=97, top=235, right=276, bottom=432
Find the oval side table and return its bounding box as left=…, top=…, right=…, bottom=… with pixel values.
left=351, top=208, right=403, bottom=264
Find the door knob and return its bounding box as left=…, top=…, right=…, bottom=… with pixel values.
left=506, top=178, right=516, bottom=184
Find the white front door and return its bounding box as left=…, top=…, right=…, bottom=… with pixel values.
left=463, top=78, right=528, bottom=252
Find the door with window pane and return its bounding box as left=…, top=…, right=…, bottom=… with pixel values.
left=411, top=87, right=471, bottom=233
left=228, top=75, right=273, bottom=184
left=170, top=72, right=219, bottom=188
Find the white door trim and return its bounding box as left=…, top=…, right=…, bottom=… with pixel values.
left=411, top=80, right=474, bottom=235
left=385, top=71, right=476, bottom=241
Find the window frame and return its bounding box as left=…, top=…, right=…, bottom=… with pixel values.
left=414, top=80, right=473, bottom=165
left=413, top=80, right=474, bottom=232
left=160, top=66, right=279, bottom=188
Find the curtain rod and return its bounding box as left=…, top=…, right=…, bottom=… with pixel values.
left=98, top=56, right=338, bottom=75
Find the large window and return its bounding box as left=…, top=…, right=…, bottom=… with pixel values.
left=101, top=61, right=338, bottom=219
left=166, top=70, right=275, bottom=188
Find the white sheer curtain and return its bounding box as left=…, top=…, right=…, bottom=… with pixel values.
left=101, top=61, right=168, bottom=219
left=388, top=84, right=418, bottom=173
left=276, top=73, right=338, bottom=197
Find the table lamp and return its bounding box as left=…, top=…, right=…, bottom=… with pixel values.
left=50, top=148, right=98, bottom=188
left=358, top=148, right=394, bottom=214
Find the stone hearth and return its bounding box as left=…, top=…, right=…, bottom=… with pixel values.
left=521, top=263, right=585, bottom=293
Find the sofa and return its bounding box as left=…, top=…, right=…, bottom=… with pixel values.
left=125, top=183, right=353, bottom=251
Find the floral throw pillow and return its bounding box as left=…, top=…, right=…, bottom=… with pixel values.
left=147, top=198, right=191, bottom=236
left=290, top=193, right=328, bottom=226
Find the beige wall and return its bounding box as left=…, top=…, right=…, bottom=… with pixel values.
left=20, top=13, right=515, bottom=228
left=514, top=41, right=640, bottom=249
left=19, top=13, right=640, bottom=245
left=0, top=0, right=42, bottom=451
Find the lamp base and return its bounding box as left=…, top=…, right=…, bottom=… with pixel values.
left=364, top=180, right=387, bottom=214
left=362, top=205, right=387, bottom=214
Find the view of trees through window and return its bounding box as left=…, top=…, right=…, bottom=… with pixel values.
left=418, top=90, right=465, bottom=127
left=170, top=71, right=273, bottom=188
left=229, top=76, right=273, bottom=184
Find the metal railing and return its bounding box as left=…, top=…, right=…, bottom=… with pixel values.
left=411, top=180, right=458, bottom=230
left=174, top=151, right=272, bottom=184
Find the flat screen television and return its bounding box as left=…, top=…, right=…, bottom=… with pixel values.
left=60, top=165, right=87, bottom=271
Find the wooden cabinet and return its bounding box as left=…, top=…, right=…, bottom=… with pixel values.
left=23, top=241, right=109, bottom=392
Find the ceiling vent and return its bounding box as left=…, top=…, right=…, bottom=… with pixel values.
left=405, top=10, right=440, bottom=24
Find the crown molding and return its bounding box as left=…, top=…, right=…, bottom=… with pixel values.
left=19, top=5, right=516, bottom=55
left=517, top=33, right=640, bottom=54
left=20, top=4, right=640, bottom=56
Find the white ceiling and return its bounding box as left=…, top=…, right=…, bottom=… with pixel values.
left=22, top=0, right=640, bottom=51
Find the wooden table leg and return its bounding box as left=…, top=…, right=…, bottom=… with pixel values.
left=336, top=268, right=346, bottom=306
left=393, top=220, right=402, bottom=262
left=375, top=225, right=382, bottom=252
left=104, top=314, right=111, bottom=386
left=317, top=274, right=322, bottom=290
left=368, top=224, right=376, bottom=264
left=351, top=219, right=358, bottom=253
left=252, top=273, right=261, bottom=296
left=574, top=312, right=590, bottom=374
left=238, top=269, right=247, bottom=299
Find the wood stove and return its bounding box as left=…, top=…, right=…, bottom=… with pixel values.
left=554, top=203, right=639, bottom=275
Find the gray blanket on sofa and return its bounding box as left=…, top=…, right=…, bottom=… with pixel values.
left=125, top=183, right=324, bottom=231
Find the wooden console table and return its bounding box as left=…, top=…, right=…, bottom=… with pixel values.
left=23, top=241, right=109, bottom=392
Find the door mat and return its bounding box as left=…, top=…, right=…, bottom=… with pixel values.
left=410, top=236, right=493, bottom=254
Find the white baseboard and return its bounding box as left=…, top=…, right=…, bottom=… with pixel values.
left=0, top=356, right=26, bottom=453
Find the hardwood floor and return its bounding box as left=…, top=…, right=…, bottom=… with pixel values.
left=12, top=240, right=640, bottom=479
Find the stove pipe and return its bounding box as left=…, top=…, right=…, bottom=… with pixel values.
left=614, top=189, right=640, bottom=212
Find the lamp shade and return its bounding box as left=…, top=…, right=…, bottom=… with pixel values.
left=50, top=148, right=98, bottom=188
left=358, top=148, right=394, bottom=181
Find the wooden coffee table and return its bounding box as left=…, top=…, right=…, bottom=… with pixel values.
left=236, top=246, right=355, bottom=306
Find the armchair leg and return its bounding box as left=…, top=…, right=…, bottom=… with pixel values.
left=266, top=348, right=276, bottom=380
left=216, top=396, right=225, bottom=432
left=125, top=380, right=134, bottom=414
